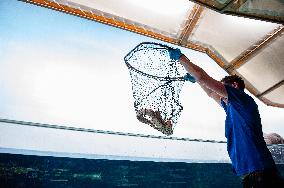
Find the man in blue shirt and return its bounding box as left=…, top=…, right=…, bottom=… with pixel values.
left=173, top=51, right=283, bottom=188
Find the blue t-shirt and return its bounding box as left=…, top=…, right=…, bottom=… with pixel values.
left=221, top=85, right=276, bottom=176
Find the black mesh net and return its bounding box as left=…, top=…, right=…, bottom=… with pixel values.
left=125, top=42, right=194, bottom=136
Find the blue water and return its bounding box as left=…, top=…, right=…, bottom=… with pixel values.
left=0, top=152, right=283, bottom=188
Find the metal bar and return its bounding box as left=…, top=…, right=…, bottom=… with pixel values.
left=0, top=118, right=226, bottom=143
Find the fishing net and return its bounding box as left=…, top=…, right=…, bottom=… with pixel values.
left=124, top=42, right=195, bottom=136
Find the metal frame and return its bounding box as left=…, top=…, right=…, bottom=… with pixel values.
left=189, top=0, right=284, bottom=24
left=0, top=118, right=226, bottom=143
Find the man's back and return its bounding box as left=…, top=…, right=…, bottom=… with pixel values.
left=221, top=85, right=276, bottom=176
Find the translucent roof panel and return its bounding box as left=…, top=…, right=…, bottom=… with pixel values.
left=67, top=0, right=194, bottom=37
left=263, top=85, right=284, bottom=105
left=190, top=8, right=279, bottom=62
left=237, top=35, right=284, bottom=93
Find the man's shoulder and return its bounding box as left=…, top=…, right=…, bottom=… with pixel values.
left=225, top=85, right=257, bottom=107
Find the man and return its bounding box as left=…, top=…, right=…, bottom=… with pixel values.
left=170, top=49, right=283, bottom=188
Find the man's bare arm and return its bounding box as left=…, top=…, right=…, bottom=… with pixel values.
left=199, top=84, right=222, bottom=105
left=179, top=55, right=227, bottom=99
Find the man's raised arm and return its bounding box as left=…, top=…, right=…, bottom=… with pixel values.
left=199, top=84, right=223, bottom=105
left=179, top=54, right=227, bottom=100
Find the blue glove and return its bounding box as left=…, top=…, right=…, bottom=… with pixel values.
left=168, top=48, right=182, bottom=61
left=184, top=73, right=196, bottom=83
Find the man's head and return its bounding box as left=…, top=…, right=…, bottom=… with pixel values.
left=221, top=75, right=245, bottom=90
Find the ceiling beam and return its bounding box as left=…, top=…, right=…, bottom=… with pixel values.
left=258, top=80, right=284, bottom=108
left=259, top=97, right=284, bottom=108
left=225, top=25, right=284, bottom=72
left=178, top=4, right=204, bottom=46
left=257, top=80, right=284, bottom=98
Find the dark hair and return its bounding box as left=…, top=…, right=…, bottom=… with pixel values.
left=221, top=75, right=245, bottom=90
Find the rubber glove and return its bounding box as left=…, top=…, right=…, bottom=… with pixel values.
left=168, top=48, right=182, bottom=61
left=184, top=73, right=196, bottom=83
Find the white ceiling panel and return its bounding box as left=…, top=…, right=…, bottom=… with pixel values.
left=237, top=35, right=284, bottom=93
left=190, top=8, right=279, bottom=63
left=263, top=85, right=284, bottom=105
left=67, top=0, right=194, bottom=37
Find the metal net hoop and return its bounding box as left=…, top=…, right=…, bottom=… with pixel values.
left=125, top=42, right=188, bottom=135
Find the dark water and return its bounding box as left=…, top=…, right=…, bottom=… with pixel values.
left=0, top=153, right=283, bottom=188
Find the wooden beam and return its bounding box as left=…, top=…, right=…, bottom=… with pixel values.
left=259, top=97, right=284, bottom=108
left=225, top=25, right=284, bottom=72
left=257, top=80, right=284, bottom=98
left=178, top=4, right=204, bottom=45
left=205, top=47, right=227, bottom=68
left=258, top=79, right=284, bottom=107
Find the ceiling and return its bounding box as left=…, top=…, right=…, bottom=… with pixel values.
left=22, top=0, right=284, bottom=108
